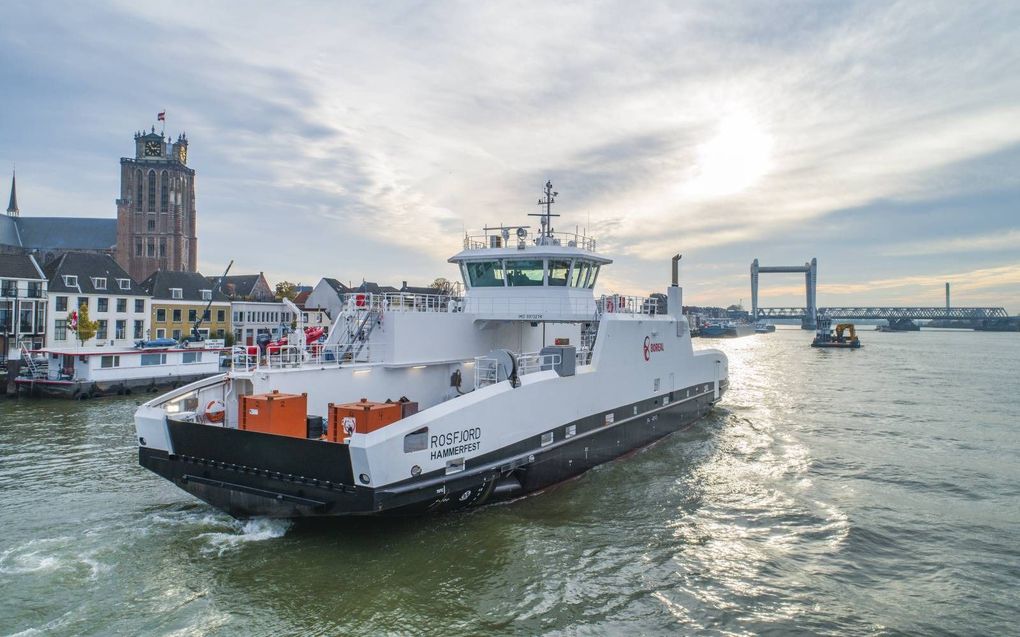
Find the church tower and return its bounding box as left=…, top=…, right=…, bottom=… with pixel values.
left=115, top=126, right=198, bottom=281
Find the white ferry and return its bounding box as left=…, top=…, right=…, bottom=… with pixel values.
left=17, top=342, right=226, bottom=399
left=134, top=184, right=729, bottom=517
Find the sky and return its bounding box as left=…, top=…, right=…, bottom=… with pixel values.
left=1, top=1, right=1018, bottom=311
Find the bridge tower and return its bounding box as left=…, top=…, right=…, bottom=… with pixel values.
left=751, top=257, right=818, bottom=329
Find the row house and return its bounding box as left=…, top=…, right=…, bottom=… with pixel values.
left=44, top=252, right=150, bottom=348
left=142, top=271, right=231, bottom=341
left=0, top=254, right=47, bottom=361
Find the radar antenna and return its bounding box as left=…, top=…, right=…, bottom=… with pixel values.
left=529, top=180, right=560, bottom=243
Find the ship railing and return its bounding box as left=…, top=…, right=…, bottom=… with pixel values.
left=473, top=356, right=500, bottom=389
left=576, top=349, right=593, bottom=367
left=341, top=292, right=461, bottom=314
left=232, top=342, right=386, bottom=372
left=463, top=230, right=597, bottom=252
left=596, top=294, right=659, bottom=316
left=516, top=352, right=562, bottom=376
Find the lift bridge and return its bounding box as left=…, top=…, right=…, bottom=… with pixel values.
left=751, top=259, right=1010, bottom=329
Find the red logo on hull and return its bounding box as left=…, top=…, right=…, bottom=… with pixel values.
left=643, top=336, right=664, bottom=361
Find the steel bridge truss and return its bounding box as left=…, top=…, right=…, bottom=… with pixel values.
left=755, top=307, right=1009, bottom=320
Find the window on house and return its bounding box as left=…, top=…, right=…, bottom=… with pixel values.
left=156, top=308, right=166, bottom=322
left=55, top=296, right=67, bottom=312
left=135, top=240, right=143, bottom=256
left=97, top=298, right=109, bottom=312
left=170, top=288, right=183, bottom=299
left=100, top=355, right=120, bottom=368
left=96, top=320, right=108, bottom=340
left=156, top=328, right=166, bottom=339
left=116, top=298, right=127, bottom=312
left=133, top=320, right=144, bottom=339
left=92, top=277, right=107, bottom=290
left=115, top=320, right=126, bottom=339
left=54, top=319, right=67, bottom=341
left=188, top=309, right=197, bottom=322
left=216, top=328, right=224, bottom=338
left=147, top=239, right=155, bottom=257
left=159, top=241, right=166, bottom=257
left=134, top=299, right=144, bottom=313
left=200, top=289, right=212, bottom=301
left=171, top=308, right=181, bottom=322
left=217, top=309, right=225, bottom=322
left=141, top=353, right=167, bottom=366
left=77, top=297, right=88, bottom=311
left=147, top=218, right=156, bottom=232
left=202, top=309, right=210, bottom=320
left=117, top=279, right=131, bottom=290
left=171, top=329, right=181, bottom=340
left=63, top=275, right=78, bottom=287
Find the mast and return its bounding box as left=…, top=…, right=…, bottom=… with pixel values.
left=529, top=180, right=560, bottom=244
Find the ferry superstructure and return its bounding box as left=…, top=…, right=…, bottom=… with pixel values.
left=134, top=184, right=729, bottom=518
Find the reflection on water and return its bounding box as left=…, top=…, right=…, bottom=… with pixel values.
left=1, top=329, right=1018, bottom=635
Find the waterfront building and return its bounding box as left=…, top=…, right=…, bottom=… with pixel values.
left=218, top=273, right=275, bottom=302
left=304, top=278, right=351, bottom=320
left=0, top=253, right=47, bottom=361
left=115, top=129, right=198, bottom=282
left=43, top=252, right=150, bottom=349
left=142, top=271, right=229, bottom=341
left=293, top=290, right=331, bottom=332
left=230, top=300, right=296, bottom=346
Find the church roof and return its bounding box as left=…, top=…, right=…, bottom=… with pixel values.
left=0, top=215, right=19, bottom=247
left=15, top=217, right=117, bottom=251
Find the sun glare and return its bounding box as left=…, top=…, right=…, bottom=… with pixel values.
left=683, top=113, right=773, bottom=198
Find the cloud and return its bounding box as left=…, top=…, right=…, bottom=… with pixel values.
left=1, top=1, right=1019, bottom=310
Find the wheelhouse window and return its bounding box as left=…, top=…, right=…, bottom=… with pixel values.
left=505, top=259, right=544, bottom=286
left=466, top=261, right=505, bottom=287
left=548, top=260, right=570, bottom=286
left=587, top=265, right=600, bottom=289
left=571, top=261, right=589, bottom=287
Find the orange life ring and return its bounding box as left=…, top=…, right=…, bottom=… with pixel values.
left=355, top=294, right=367, bottom=307
left=205, top=400, right=225, bottom=423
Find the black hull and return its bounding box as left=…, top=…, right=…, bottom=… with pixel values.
left=139, top=381, right=727, bottom=518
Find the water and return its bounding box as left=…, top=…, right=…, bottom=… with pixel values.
left=1, top=329, right=1017, bottom=636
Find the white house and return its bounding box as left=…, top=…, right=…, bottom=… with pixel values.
left=44, top=252, right=150, bottom=348
left=0, top=253, right=47, bottom=360
left=231, top=300, right=296, bottom=346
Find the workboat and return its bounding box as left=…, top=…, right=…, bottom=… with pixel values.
left=811, top=318, right=861, bottom=349
left=134, top=183, right=729, bottom=518
left=700, top=321, right=755, bottom=338
left=16, top=341, right=227, bottom=399
left=754, top=320, right=776, bottom=333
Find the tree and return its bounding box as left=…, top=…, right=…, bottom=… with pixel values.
left=431, top=277, right=458, bottom=296
left=75, top=303, right=98, bottom=347
left=275, top=281, right=298, bottom=301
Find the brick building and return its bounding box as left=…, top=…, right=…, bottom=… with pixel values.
left=115, top=128, right=198, bottom=281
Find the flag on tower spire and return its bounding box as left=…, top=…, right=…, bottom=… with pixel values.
left=157, top=111, right=166, bottom=122
left=6, top=170, right=18, bottom=217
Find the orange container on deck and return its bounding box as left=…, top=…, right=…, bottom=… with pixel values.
left=239, top=390, right=308, bottom=438
left=328, top=399, right=403, bottom=442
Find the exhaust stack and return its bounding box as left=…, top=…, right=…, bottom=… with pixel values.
left=671, top=254, right=682, bottom=287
